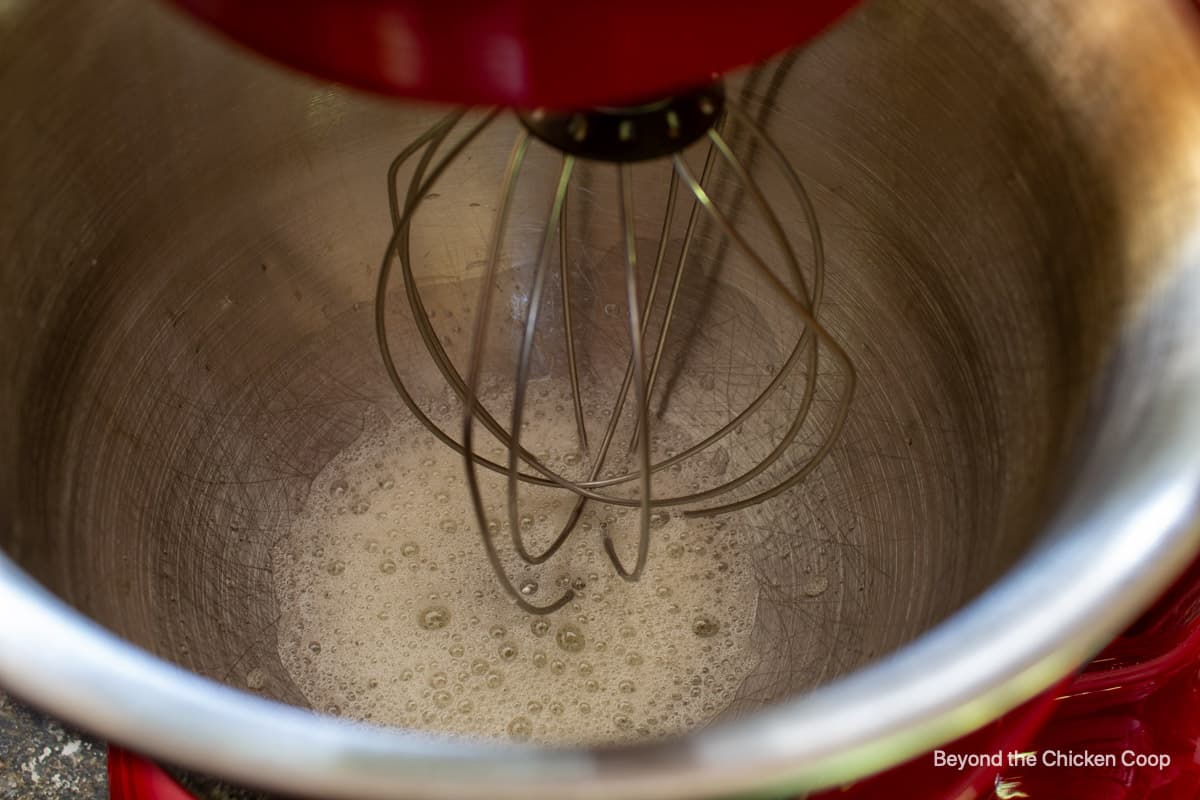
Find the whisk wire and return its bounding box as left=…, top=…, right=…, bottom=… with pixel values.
left=628, top=123, right=830, bottom=500
left=707, top=126, right=811, bottom=307
left=626, top=156, right=683, bottom=452
left=507, top=155, right=578, bottom=566
left=724, top=101, right=826, bottom=306
left=387, top=119, right=637, bottom=502
left=671, top=143, right=856, bottom=517
left=558, top=192, right=589, bottom=452
left=558, top=109, right=827, bottom=503
left=634, top=140, right=719, bottom=450
left=604, top=164, right=653, bottom=580
left=543, top=161, right=698, bottom=578
left=461, top=132, right=576, bottom=614
left=377, top=110, right=544, bottom=483
left=399, top=126, right=564, bottom=480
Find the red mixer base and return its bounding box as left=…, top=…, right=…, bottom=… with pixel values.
left=107, top=558, right=1200, bottom=800
left=108, top=748, right=193, bottom=800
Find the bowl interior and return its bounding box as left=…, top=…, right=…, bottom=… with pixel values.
left=0, top=0, right=1129, bottom=747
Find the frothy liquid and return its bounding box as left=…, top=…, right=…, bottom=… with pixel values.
left=274, top=403, right=760, bottom=745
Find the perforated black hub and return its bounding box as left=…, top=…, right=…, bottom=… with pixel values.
left=518, top=82, right=725, bottom=163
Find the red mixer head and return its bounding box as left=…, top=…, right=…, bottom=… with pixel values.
left=170, top=0, right=859, bottom=108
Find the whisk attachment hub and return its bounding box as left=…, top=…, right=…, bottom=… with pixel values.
left=518, top=82, right=725, bottom=162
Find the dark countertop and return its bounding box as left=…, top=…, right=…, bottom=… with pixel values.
left=0, top=693, right=107, bottom=799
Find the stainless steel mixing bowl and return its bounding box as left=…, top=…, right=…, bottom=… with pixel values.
left=2, top=0, right=1200, bottom=798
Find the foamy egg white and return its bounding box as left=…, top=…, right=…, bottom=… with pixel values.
left=274, top=395, right=760, bottom=745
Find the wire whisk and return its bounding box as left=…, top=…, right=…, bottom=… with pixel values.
left=375, top=86, right=856, bottom=614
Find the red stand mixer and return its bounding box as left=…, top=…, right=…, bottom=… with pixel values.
left=1, top=0, right=1200, bottom=798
